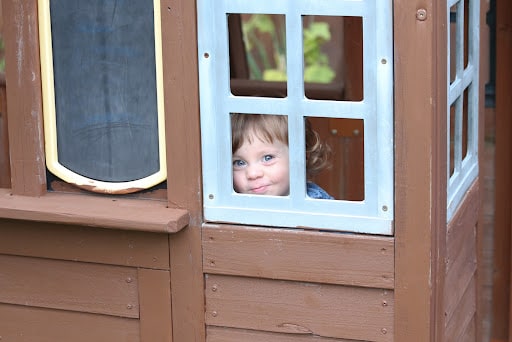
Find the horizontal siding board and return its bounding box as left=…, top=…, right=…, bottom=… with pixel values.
left=203, top=224, right=394, bottom=289
left=0, top=255, right=139, bottom=318
left=0, top=219, right=170, bottom=269
left=207, top=326, right=358, bottom=342
left=0, top=303, right=139, bottom=342
left=205, top=274, right=393, bottom=341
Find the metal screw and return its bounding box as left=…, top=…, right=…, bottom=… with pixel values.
left=382, top=205, right=388, bottom=212
left=212, top=311, right=218, bottom=317
left=209, top=194, right=214, bottom=199
left=416, top=8, right=427, bottom=21
left=127, top=304, right=133, bottom=310
left=126, top=277, right=133, bottom=283
left=212, top=285, right=218, bottom=292
left=381, top=328, right=388, bottom=335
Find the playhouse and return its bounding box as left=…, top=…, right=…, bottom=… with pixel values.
left=0, top=0, right=505, bottom=341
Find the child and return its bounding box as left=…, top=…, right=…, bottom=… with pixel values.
left=231, top=113, right=333, bottom=199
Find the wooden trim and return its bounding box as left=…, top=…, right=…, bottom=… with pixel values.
left=393, top=1, right=448, bottom=341
left=205, top=274, right=394, bottom=341
left=0, top=254, right=139, bottom=318
left=492, top=0, right=512, bottom=340
left=203, top=224, right=394, bottom=289
left=0, top=219, right=171, bottom=269
left=0, top=189, right=189, bottom=233
left=138, top=268, right=173, bottom=342
left=0, top=303, right=139, bottom=341
left=160, top=0, right=205, bottom=340
left=3, top=0, right=46, bottom=196
left=0, top=74, right=9, bottom=188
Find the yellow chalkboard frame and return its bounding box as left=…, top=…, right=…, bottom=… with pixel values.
left=38, top=0, right=166, bottom=194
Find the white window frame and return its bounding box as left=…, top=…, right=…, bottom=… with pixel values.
left=197, top=0, right=394, bottom=234
left=446, top=0, right=480, bottom=221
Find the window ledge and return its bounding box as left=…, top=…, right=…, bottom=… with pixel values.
left=0, top=189, right=189, bottom=233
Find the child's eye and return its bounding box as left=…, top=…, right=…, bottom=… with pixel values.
left=262, top=154, right=274, bottom=162
left=233, top=159, right=246, bottom=168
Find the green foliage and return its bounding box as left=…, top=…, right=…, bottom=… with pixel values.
left=242, top=15, right=335, bottom=84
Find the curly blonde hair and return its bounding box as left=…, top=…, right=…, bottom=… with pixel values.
left=231, top=113, right=331, bottom=179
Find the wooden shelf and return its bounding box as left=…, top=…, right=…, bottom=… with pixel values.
left=0, top=189, right=189, bottom=233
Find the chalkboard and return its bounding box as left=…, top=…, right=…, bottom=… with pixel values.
left=49, top=0, right=161, bottom=182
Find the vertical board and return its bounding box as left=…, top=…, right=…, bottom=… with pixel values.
left=138, top=268, right=173, bottom=342
left=3, top=0, right=47, bottom=195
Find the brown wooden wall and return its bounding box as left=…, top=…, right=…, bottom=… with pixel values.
left=0, top=0, right=486, bottom=341
left=202, top=224, right=394, bottom=341
left=0, top=219, right=173, bottom=342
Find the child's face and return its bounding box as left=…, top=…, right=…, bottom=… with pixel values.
left=232, top=132, right=289, bottom=196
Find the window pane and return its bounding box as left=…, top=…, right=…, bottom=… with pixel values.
left=229, top=14, right=287, bottom=98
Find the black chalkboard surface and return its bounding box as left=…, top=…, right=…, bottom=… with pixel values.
left=50, top=0, right=161, bottom=182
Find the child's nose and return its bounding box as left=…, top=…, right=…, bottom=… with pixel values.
left=246, top=164, right=263, bottom=179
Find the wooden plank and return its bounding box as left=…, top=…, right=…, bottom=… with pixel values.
left=0, top=189, right=189, bottom=233
left=138, top=268, right=173, bottom=342
left=0, top=75, right=10, bottom=188
left=0, top=255, right=139, bottom=318
left=444, top=276, right=477, bottom=341
left=0, top=218, right=170, bottom=269
left=3, top=0, right=46, bottom=196
left=203, top=224, right=394, bottom=289
left=205, top=275, right=394, bottom=342
left=444, top=221, right=477, bottom=324
left=160, top=0, right=205, bottom=339
left=393, top=1, right=448, bottom=341
left=207, top=326, right=356, bottom=342
left=0, top=303, right=140, bottom=342
left=492, top=0, right=512, bottom=340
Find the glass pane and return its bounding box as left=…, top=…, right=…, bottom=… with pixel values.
left=449, top=4, right=458, bottom=84
left=229, top=14, right=287, bottom=98
left=231, top=113, right=290, bottom=196
left=308, top=117, right=364, bottom=201
left=302, top=15, right=363, bottom=101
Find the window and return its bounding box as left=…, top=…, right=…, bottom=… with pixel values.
left=39, top=0, right=166, bottom=194
left=447, top=0, right=480, bottom=221
left=197, top=0, right=394, bottom=234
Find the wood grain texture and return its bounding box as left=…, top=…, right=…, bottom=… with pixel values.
left=205, top=275, right=393, bottom=341
left=0, top=219, right=170, bottom=269
left=492, top=0, right=512, bottom=340
left=160, top=0, right=206, bottom=339
left=203, top=224, right=394, bottom=289
left=0, top=303, right=139, bottom=342
left=3, top=0, right=46, bottom=196
left=393, top=0, right=448, bottom=341
left=138, top=268, right=173, bottom=342
left=0, top=189, right=189, bottom=233
left=0, top=255, right=139, bottom=318
left=444, top=277, right=477, bottom=341
left=207, top=326, right=357, bottom=342
left=0, top=76, right=10, bottom=188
